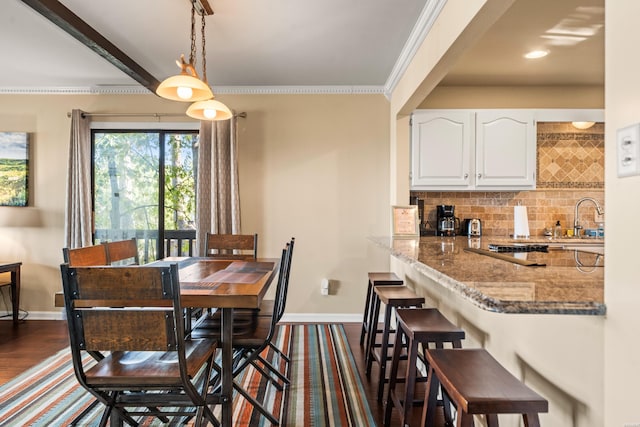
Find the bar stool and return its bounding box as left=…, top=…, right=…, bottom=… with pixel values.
left=366, top=285, right=425, bottom=402
left=360, top=272, right=404, bottom=346
left=422, top=349, right=548, bottom=427
left=384, top=308, right=465, bottom=427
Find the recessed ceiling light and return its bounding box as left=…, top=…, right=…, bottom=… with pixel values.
left=524, top=50, right=549, bottom=59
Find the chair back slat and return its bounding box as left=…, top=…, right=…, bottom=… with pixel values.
left=61, top=264, right=181, bottom=353
left=63, top=244, right=108, bottom=266
left=71, top=266, right=174, bottom=300
left=205, top=233, right=257, bottom=259
left=81, top=310, right=174, bottom=352
left=104, top=238, right=140, bottom=265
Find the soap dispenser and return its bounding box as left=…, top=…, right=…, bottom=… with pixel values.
left=554, top=221, right=562, bottom=239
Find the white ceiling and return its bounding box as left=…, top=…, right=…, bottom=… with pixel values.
left=0, top=0, right=604, bottom=95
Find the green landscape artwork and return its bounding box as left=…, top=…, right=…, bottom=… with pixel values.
left=0, top=132, right=29, bottom=206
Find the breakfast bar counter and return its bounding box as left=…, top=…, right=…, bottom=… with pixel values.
left=369, top=236, right=605, bottom=315
left=369, top=235, right=606, bottom=426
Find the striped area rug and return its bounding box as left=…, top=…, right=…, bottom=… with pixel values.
left=0, top=324, right=375, bottom=426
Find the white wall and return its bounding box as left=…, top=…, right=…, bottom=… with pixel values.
left=0, top=93, right=391, bottom=318
left=604, top=1, right=640, bottom=425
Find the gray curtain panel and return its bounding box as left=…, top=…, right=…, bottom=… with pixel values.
left=195, top=117, right=241, bottom=256
left=64, top=109, right=93, bottom=248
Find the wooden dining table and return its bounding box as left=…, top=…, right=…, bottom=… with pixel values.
left=56, top=256, right=280, bottom=426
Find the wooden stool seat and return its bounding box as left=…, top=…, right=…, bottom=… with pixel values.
left=384, top=308, right=465, bottom=427
left=423, top=349, right=548, bottom=427
left=360, top=273, right=403, bottom=346
left=375, top=285, right=425, bottom=306
left=366, top=285, right=424, bottom=402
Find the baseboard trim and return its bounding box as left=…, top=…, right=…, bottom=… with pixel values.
left=3, top=311, right=363, bottom=323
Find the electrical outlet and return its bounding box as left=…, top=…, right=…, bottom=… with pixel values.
left=321, top=278, right=330, bottom=296
left=617, top=123, right=640, bottom=177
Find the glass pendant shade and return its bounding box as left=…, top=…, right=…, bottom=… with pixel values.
left=186, top=98, right=233, bottom=121
left=156, top=72, right=213, bottom=102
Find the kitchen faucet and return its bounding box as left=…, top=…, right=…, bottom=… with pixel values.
left=574, top=197, right=604, bottom=237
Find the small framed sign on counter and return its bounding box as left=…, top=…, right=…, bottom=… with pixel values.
left=391, top=205, right=419, bottom=236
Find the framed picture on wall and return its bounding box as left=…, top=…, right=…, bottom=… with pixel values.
left=391, top=205, right=419, bottom=236
left=0, top=132, right=29, bottom=207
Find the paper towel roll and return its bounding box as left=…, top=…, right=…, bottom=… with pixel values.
left=513, top=206, right=530, bottom=238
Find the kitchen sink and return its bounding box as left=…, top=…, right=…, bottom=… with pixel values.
left=485, top=240, right=604, bottom=268
left=546, top=240, right=604, bottom=255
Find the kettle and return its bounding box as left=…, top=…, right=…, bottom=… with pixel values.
left=463, top=218, right=482, bottom=237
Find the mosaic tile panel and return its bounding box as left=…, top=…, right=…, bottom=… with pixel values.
left=536, top=122, right=604, bottom=189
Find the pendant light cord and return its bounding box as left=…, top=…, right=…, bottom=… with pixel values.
left=201, top=5, right=208, bottom=84
left=189, top=1, right=197, bottom=75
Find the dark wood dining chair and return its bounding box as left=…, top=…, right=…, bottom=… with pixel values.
left=204, top=232, right=258, bottom=260
left=192, top=238, right=295, bottom=425
left=62, top=244, right=109, bottom=266
left=192, top=232, right=259, bottom=332
left=104, top=238, right=139, bottom=265
left=60, top=264, right=219, bottom=427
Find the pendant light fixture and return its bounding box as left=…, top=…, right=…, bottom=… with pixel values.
left=185, top=5, right=232, bottom=121
left=156, top=2, right=213, bottom=102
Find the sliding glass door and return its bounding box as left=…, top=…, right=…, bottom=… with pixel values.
left=92, top=130, right=198, bottom=262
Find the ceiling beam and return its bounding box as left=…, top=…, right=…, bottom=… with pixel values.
left=20, top=0, right=161, bottom=93
left=194, top=0, right=214, bottom=16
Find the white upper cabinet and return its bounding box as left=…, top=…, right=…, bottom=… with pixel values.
left=410, top=111, right=474, bottom=189
left=475, top=110, right=536, bottom=188
left=410, top=109, right=536, bottom=191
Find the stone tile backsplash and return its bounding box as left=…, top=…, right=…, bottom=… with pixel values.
left=410, top=122, right=605, bottom=238
left=537, top=122, right=604, bottom=189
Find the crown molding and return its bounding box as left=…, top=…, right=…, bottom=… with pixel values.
left=214, top=86, right=384, bottom=95
left=383, top=0, right=447, bottom=99
left=0, top=85, right=386, bottom=96
left=0, top=86, right=152, bottom=95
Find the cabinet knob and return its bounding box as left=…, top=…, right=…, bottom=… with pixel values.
left=477, top=173, right=482, bottom=178
left=464, top=173, right=469, bottom=179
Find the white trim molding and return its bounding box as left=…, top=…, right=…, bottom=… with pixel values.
left=383, top=0, right=447, bottom=99
left=0, top=85, right=386, bottom=96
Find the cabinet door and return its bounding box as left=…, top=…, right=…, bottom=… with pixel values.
left=411, top=111, right=473, bottom=189
left=475, top=111, right=536, bottom=188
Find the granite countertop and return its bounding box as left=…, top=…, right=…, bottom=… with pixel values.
left=369, top=236, right=605, bottom=315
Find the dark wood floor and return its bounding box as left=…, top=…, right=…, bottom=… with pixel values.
left=0, top=320, right=441, bottom=426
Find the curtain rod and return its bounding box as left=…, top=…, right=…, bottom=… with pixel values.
left=66, top=112, right=247, bottom=119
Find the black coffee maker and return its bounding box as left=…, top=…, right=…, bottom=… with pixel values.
left=436, top=205, right=458, bottom=236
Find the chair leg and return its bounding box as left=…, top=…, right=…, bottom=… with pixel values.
left=377, top=304, right=393, bottom=402
left=402, top=337, right=419, bottom=425
left=256, top=353, right=289, bottom=386
left=384, top=321, right=405, bottom=427
left=69, top=399, right=101, bottom=426
left=421, top=365, right=440, bottom=427
left=365, top=294, right=381, bottom=375
left=486, top=414, right=499, bottom=427
left=523, top=413, right=541, bottom=427
left=360, top=282, right=373, bottom=345
left=233, top=379, right=280, bottom=425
